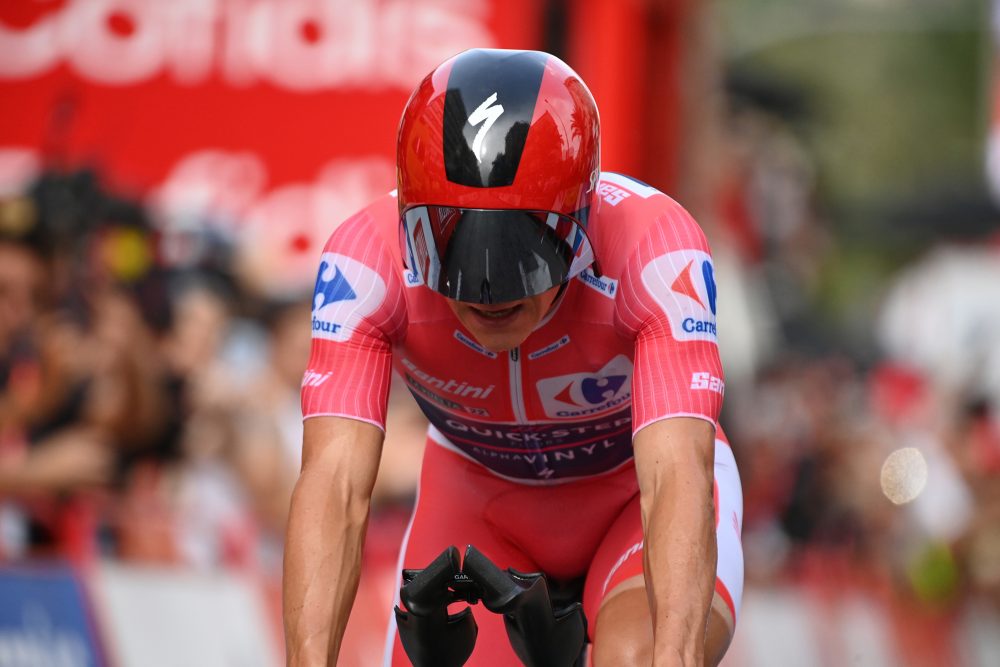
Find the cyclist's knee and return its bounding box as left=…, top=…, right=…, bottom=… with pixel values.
left=593, top=637, right=652, bottom=666
left=592, top=586, right=652, bottom=666
left=592, top=585, right=735, bottom=667
left=705, top=598, right=735, bottom=667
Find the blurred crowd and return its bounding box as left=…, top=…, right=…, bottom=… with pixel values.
left=1, top=76, right=999, bottom=664
left=0, top=169, right=425, bottom=578
left=714, top=74, right=1000, bottom=662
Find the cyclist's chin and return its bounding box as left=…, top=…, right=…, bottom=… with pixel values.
left=446, top=286, right=561, bottom=353
left=469, top=327, right=532, bottom=354
left=448, top=302, right=538, bottom=353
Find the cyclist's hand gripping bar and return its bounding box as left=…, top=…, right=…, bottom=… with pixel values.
left=394, top=546, right=478, bottom=667
left=394, top=545, right=587, bottom=667
left=462, top=545, right=587, bottom=667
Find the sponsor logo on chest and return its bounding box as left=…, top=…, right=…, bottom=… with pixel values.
left=577, top=267, right=618, bottom=299
left=536, top=354, right=634, bottom=419
left=401, top=358, right=495, bottom=400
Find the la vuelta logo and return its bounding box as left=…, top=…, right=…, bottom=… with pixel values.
left=536, top=355, right=633, bottom=419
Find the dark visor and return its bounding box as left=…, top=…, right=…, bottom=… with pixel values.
left=401, top=206, right=595, bottom=304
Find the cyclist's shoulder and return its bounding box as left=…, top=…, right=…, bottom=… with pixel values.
left=328, top=190, right=399, bottom=240
left=593, top=172, right=698, bottom=230
left=319, top=191, right=403, bottom=268
left=311, top=191, right=409, bottom=316
left=589, top=173, right=707, bottom=269
left=595, top=171, right=667, bottom=207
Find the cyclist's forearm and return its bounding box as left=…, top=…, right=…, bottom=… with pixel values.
left=642, top=472, right=717, bottom=665
left=634, top=418, right=717, bottom=666
left=283, top=468, right=371, bottom=666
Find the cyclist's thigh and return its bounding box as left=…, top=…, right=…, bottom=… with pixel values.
left=582, top=438, right=745, bottom=639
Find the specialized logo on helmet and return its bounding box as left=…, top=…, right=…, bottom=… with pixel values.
left=311, top=253, right=386, bottom=342
left=469, top=92, right=505, bottom=163
left=441, top=50, right=547, bottom=187
left=641, top=249, right=718, bottom=343
left=536, top=355, right=633, bottom=419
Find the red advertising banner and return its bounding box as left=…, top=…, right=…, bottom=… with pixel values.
left=568, top=0, right=692, bottom=194
left=0, top=0, right=542, bottom=294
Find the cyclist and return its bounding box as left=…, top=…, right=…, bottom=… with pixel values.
left=284, top=48, right=743, bottom=666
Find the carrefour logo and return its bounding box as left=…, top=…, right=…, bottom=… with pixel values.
left=641, top=250, right=719, bottom=343
left=536, top=355, right=633, bottom=419
left=311, top=253, right=385, bottom=342
left=313, top=262, right=357, bottom=337
left=682, top=317, right=716, bottom=335
left=556, top=375, right=628, bottom=405
left=578, top=266, right=619, bottom=299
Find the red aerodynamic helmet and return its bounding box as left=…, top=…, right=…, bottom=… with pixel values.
left=397, top=48, right=601, bottom=304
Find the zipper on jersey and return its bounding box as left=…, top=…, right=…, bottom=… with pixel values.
left=508, top=347, right=528, bottom=423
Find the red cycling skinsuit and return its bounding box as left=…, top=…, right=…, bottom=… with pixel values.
left=301, top=172, right=744, bottom=665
